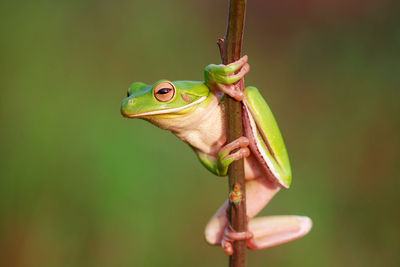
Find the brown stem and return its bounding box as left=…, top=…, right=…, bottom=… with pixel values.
left=218, top=1, right=248, bottom=266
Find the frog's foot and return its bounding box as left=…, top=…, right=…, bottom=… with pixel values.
left=221, top=224, right=253, bottom=256
left=246, top=216, right=312, bottom=250
left=205, top=55, right=250, bottom=101
left=217, top=137, right=250, bottom=175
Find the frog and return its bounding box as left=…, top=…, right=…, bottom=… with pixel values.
left=121, top=56, right=312, bottom=255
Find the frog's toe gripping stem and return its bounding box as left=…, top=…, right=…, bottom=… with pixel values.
left=213, top=55, right=248, bottom=76
left=219, top=137, right=249, bottom=157
left=216, top=83, right=244, bottom=101
left=216, top=63, right=250, bottom=84
left=221, top=224, right=253, bottom=256
left=205, top=56, right=250, bottom=101
left=218, top=137, right=250, bottom=175
left=215, top=62, right=249, bottom=101
left=221, top=228, right=253, bottom=256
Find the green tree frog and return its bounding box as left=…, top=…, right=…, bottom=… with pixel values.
left=121, top=56, right=312, bottom=255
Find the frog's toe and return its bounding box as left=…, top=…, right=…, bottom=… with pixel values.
left=224, top=228, right=253, bottom=241
left=217, top=137, right=250, bottom=173
left=224, top=55, right=248, bottom=74
left=215, top=62, right=250, bottom=85
left=219, top=137, right=249, bottom=157
left=221, top=239, right=234, bottom=255
left=221, top=225, right=253, bottom=256
left=227, top=62, right=249, bottom=82
left=217, top=83, right=244, bottom=101
left=223, top=147, right=250, bottom=162
left=216, top=55, right=248, bottom=75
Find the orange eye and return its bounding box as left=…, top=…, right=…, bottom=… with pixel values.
left=154, top=82, right=175, bottom=102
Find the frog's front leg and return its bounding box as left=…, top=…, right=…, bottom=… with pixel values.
left=197, top=136, right=250, bottom=176
left=204, top=55, right=250, bottom=101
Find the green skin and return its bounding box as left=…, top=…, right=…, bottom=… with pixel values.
left=121, top=56, right=311, bottom=255
left=121, top=58, right=291, bottom=187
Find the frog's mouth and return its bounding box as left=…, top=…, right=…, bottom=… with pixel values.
left=122, top=96, right=207, bottom=118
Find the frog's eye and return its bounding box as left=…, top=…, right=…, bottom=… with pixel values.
left=154, top=82, right=175, bottom=102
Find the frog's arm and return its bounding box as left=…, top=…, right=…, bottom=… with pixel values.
left=196, top=151, right=225, bottom=176
left=195, top=136, right=250, bottom=177
left=204, top=56, right=250, bottom=101
left=243, top=86, right=292, bottom=188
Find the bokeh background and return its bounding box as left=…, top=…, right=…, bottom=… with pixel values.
left=1, top=0, right=399, bottom=266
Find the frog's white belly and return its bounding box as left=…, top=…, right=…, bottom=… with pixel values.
left=147, top=95, right=226, bottom=155
left=173, top=97, right=226, bottom=155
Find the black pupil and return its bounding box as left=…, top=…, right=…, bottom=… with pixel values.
left=157, top=88, right=171, bottom=94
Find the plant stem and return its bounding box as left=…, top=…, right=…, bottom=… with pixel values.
left=218, top=0, right=248, bottom=266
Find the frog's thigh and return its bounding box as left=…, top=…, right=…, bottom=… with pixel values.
left=246, top=177, right=280, bottom=218
left=248, top=216, right=312, bottom=250
left=244, top=154, right=265, bottom=180
left=205, top=177, right=279, bottom=245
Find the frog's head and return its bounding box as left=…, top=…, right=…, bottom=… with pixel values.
left=121, top=80, right=210, bottom=121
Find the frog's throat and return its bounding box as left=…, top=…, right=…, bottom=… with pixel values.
left=125, top=96, right=207, bottom=118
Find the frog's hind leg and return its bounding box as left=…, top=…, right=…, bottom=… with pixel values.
left=242, top=178, right=312, bottom=250
left=205, top=177, right=311, bottom=254
left=204, top=177, right=280, bottom=251
left=247, top=215, right=312, bottom=250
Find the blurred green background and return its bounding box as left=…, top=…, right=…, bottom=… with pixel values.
left=0, top=0, right=399, bottom=266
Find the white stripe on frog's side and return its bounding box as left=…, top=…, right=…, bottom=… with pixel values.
left=243, top=100, right=287, bottom=188
left=126, top=96, right=207, bottom=118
